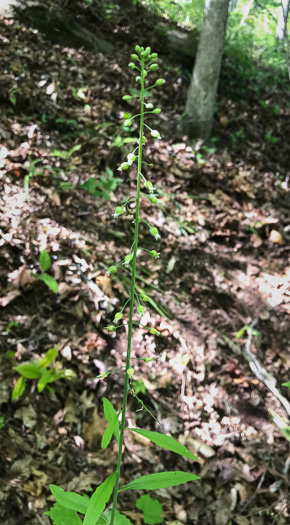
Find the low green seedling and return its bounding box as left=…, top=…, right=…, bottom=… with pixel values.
left=32, top=249, right=58, bottom=294
left=24, top=159, right=44, bottom=202
left=12, top=346, right=75, bottom=401
left=46, top=46, right=200, bottom=525
left=49, top=143, right=82, bottom=160
left=81, top=167, right=123, bottom=201
left=235, top=324, right=261, bottom=338
left=0, top=416, right=5, bottom=430
left=264, top=131, right=279, bottom=144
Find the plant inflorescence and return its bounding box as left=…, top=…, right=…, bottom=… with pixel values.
left=46, top=45, right=200, bottom=525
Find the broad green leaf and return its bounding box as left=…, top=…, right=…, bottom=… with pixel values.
left=101, top=414, right=119, bottom=449
left=11, top=376, right=26, bottom=401
left=127, top=429, right=199, bottom=461
left=84, top=472, right=117, bottom=525
left=282, top=382, right=290, bottom=389
left=49, top=485, right=89, bottom=514
left=81, top=178, right=98, bottom=193
left=106, top=510, right=133, bottom=524
left=39, top=249, right=51, bottom=272
left=136, top=495, right=163, bottom=524
left=45, top=502, right=82, bottom=525
left=38, top=346, right=59, bottom=370
left=37, top=369, right=55, bottom=392
left=37, top=273, right=58, bottom=293
left=13, top=363, right=42, bottom=379
left=119, top=471, right=200, bottom=491
left=103, top=398, right=119, bottom=444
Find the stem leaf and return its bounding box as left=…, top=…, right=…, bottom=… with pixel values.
left=103, top=398, right=120, bottom=444
left=127, top=429, right=199, bottom=461
left=84, top=472, right=117, bottom=525
left=49, top=485, right=89, bottom=514
left=119, top=471, right=200, bottom=491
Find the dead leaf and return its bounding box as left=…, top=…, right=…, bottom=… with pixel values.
left=82, top=407, right=107, bottom=449
left=269, top=230, right=285, bottom=245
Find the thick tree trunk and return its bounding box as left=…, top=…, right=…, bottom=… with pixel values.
left=183, top=0, right=229, bottom=141
left=276, top=0, right=289, bottom=41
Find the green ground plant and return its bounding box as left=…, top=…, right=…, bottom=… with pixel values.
left=31, top=248, right=58, bottom=293
left=46, top=45, right=200, bottom=525
left=12, top=346, right=75, bottom=401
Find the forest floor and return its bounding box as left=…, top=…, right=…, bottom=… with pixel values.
left=0, top=2, right=290, bottom=524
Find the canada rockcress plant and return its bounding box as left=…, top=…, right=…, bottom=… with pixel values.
left=46, top=45, right=200, bottom=525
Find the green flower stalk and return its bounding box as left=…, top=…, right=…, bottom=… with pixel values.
left=109, top=45, right=163, bottom=524
left=46, top=46, right=200, bottom=525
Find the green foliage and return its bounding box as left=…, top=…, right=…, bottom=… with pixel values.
left=0, top=415, right=5, bottom=429
left=45, top=503, right=82, bottom=525
left=282, top=382, right=290, bottom=389
left=81, top=168, right=123, bottom=201
left=12, top=346, right=75, bottom=400
left=32, top=249, right=58, bottom=293
left=132, top=379, right=146, bottom=394
left=268, top=408, right=290, bottom=441
left=120, top=471, right=200, bottom=491
left=235, top=324, right=261, bottom=338
left=127, top=428, right=199, bottom=461
left=83, top=473, right=116, bottom=525
left=136, top=495, right=163, bottom=524
left=50, top=143, right=82, bottom=160
left=24, top=159, right=43, bottom=202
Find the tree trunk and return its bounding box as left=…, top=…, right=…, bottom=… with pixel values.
left=183, top=0, right=230, bottom=141
left=276, top=0, right=289, bottom=41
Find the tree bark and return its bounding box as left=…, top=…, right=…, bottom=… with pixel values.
left=276, top=0, right=289, bottom=41
left=183, top=0, right=230, bottom=141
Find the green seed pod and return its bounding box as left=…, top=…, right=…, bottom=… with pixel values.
left=120, top=162, right=130, bottom=170
left=135, top=45, right=141, bottom=53
left=127, top=367, right=134, bottom=376
left=127, top=153, right=136, bottom=165
left=149, top=327, right=160, bottom=336
left=151, top=129, right=161, bottom=139
left=145, top=46, right=151, bottom=54
left=137, top=305, right=145, bottom=316
left=136, top=76, right=142, bottom=83
left=141, top=136, right=147, bottom=144
left=124, top=119, right=132, bottom=127
left=113, top=206, right=125, bottom=218
left=114, top=312, right=123, bottom=322
left=149, top=227, right=161, bottom=240
left=149, top=196, right=158, bottom=203
left=106, top=325, right=116, bottom=332
left=124, top=254, right=133, bottom=266
left=145, top=180, right=153, bottom=191
left=144, top=357, right=153, bottom=363
left=149, top=250, right=160, bottom=258
left=151, top=53, right=158, bottom=60
left=141, top=294, right=149, bottom=301
left=129, top=63, right=136, bottom=70
left=108, top=265, right=118, bottom=274
left=146, top=103, right=154, bottom=110
left=150, top=64, right=158, bottom=71
left=123, top=95, right=132, bottom=101
left=156, top=78, right=165, bottom=86
left=131, top=54, right=139, bottom=60
left=153, top=108, right=161, bottom=114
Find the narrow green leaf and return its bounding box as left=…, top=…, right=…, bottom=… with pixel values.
left=101, top=414, right=119, bottom=449
left=147, top=297, right=169, bottom=320
left=103, top=398, right=120, bottom=444
left=11, top=376, right=26, bottom=400
left=84, top=472, right=117, bottom=525
left=37, top=273, right=58, bottom=293
left=39, top=249, right=51, bottom=272
left=13, top=363, right=42, bottom=379
left=282, top=382, right=290, bottom=389
left=37, top=346, right=59, bottom=370
left=127, top=429, right=199, bottom=461
left=119, top=471, right=200, bottom=492
left=49, top=485, right=89, bottom=514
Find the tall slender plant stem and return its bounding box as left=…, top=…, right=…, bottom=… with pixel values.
left=109, top=56, right=145, bottom=525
